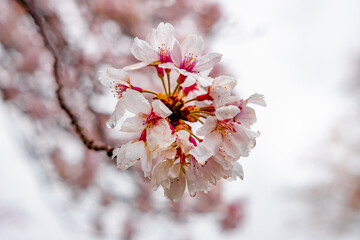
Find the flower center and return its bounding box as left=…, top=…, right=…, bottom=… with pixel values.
left=144, top=111, right=161, bottom=126
left=113, top=82, right=129, bottom=98
left=217, top=121, right=235, bottom=137
left=181, top=53, right=198, bottom=72
left=158, top=44, right=172, bottom=63
left=163, top=96, right=186, bottom=127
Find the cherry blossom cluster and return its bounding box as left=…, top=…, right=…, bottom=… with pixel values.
left=99, top=23, right=265, bottom=201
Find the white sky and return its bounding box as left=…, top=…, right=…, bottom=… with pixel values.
left=212, top=0, right=360, bottom=239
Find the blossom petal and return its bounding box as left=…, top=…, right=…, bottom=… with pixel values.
left=247, top=93, right=266, bottom=106
left=197, top=116, right=217, bottom=136
left=113, top=141, right=147, bottom=170
left=236, top=106, right=257, bottom=127
left=146, top=119, right=176, bottom=151
left=160, top=147, right=177, bottom=160
left=176, top=71, right=211, bottom=87
left=151, top=160, right=173, bottom=190
left=233, top=124, right=260, bottom=157
left=158, top=62, right=177, bottom=70
left=146, top=29, right=157, bottom=49
left=181, top=34, right=204, bottom=57
left=182, top=76, right=196, bottom=87
left=222, top=137, right=241, bottom=158
left=106, top=99, right=126, bottom=128
left=170, top=39, right=182, bottom=67
left=196, top=74, right=213, bottom=87
left=226, top=96, right=242, bottom=106
left=190, top=131, right=221, bottom=164
left=152, top=99, right=172, bottom=118
left=185, top=166, right=197, bottom=197
left=176, top=130, right=195, bottom=154
left=212, top=152, right=234, bottom=170
left=210, top=76, right=237, bottom=107
left=163, top=171, right=186, bottom=202
left=153, top=22, right=175, bottom=48
left=122, top=62, right=149, bottom=71
left=188, top=157, right=212, bottom=193
left=120, top=116, right=144, bottom=133
left=98, top=67, right=130, bottom=87
left=228, top=162, right=244, bottom=180
left=213, top=75, right=237, bottom=91
left=122, top=89, right=151, bottom=115
left=140, top=153, right=153, bottom=178
left=193, top=53, right=222, bottom=72
left=169, top=162, right=181, bottom=178
left=130, top=37, right=158, bottom=63
left=207, top=158, right=229, bottom=181
left=215, top=105, right=240, bottom=121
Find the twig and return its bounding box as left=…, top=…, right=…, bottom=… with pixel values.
left=16, top=0, right=114, bottom=157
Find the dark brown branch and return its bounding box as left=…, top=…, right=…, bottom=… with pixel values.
left=16, top=0, right=114, bottom=157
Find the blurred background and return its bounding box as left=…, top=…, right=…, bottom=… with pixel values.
left=0, top=0, right=360, bottom=239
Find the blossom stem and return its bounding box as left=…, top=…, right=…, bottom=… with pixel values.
left=188, top=113, right=206, bottom=124
left=159, top=75, right=168, bottom=96
left=172, top=82, right=181, bottom=96
left=166, top=69, right=171, bottom=96
left=184, top=97, right=197, bottom=104
left=141, top=90, right=158, bottom=95
left=197, top=119, right=204, bottom=124
left=184, top=129, right=202, bottom=142
left=199, top=106, right=215, bottom=111
left=191, top=110, right=215, bottom=116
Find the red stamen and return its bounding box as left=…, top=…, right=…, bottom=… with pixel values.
left=180, top=53, right=198, bottom=72
left=158, top=44, right=172, bottom=63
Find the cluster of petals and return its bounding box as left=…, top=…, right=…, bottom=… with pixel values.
left=99, top=22, right=265, bottom=201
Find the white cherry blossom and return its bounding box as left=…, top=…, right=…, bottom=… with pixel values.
left=98, top=67, right=132, bottom=128
left=209, top=76, right=237, bottom=107
left=160, top=34, right=222, bottom=87
left=100, top=22, right=265, bottom=202
left=119, top=90, right=176, bottom=174
left=98, top=67, right=130, bottom=94
left=190, top=105, right=259, bottom=164
left=150, top=130, right=195, bottom=201
left=112, top=141, right=147, bottom=170
left=228, top=93, right=266, bottom=128
left=120, top=92, right=175, bottom=147
left=124, top=22, right=176, bottom=70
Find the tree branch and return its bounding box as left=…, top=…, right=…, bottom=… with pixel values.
left=16, top=0, right=114, bottom=157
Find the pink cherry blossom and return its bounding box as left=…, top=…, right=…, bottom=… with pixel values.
left=100, top=22, right=265, bottom=201
left=228, top=93, right=266, bottom=128
left=209, top=75, right=237, bottom=107
left=160, top=34, right=222, bottom=87
left=190, top=105, right=259, bottom=164
left=99, top=67, right=132, bottom=128
left=124, top=22, right=176, bottom=70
